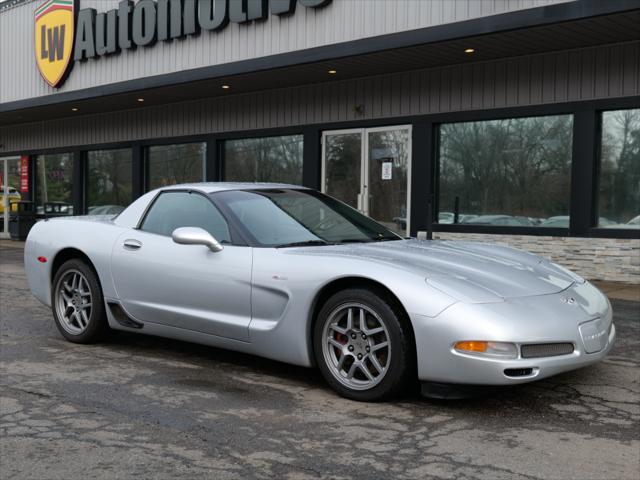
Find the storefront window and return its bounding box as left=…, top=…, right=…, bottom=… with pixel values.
left=147, top=143, right=206, bottom=190
left=224, top=135, right=303, bottom=185
left=1, top=157, right=22, bottom=213
left=437, top=115, right=573, bottom=227
left=87, top=149, right=132, bottom=215
left=35, top=153, right=74, bottom=215
left=1, top=157, right=23, bottom=236
left=598, top=109, right=640, bottom=229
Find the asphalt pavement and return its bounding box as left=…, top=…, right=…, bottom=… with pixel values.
left=1, top=243, right=639, bottom=480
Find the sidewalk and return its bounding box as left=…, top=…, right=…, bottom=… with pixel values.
left=0, top=239, right=24, bottom=249
left=2, top=238, right=638, bottom=301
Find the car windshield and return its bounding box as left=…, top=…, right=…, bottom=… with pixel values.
left=214, top=189, right=402, bottom=247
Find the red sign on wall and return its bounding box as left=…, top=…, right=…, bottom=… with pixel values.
left=20, top=155, right=29, bottom=192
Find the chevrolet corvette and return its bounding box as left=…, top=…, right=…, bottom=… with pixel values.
left=24, top=183, right=615, bottom=400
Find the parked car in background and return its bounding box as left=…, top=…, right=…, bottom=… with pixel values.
left=462, top=215, right=534, bottom=226
left=458, top=214, right=478, bottom=223
left=438, top=212, right=454, bottom=224
left=87, top=205, right=126, bottom=216
left=0, top=186, right=21, bottom=214
left=539, top=216, right=569, bottom=228
left=540, top=216, right=618, bottom=228
left=608, top=215, right=640, bottom=229
left=36, top=202, right=74, bottom=216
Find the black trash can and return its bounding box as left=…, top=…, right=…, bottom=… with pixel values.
left=9, top=201, right=37, bottom=241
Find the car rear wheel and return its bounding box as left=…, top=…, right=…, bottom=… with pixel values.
left=52, top=259, right=108, bottom=343
left=314, top=288, right=414, bottom=401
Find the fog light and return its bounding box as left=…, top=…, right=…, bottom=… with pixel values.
left=454, top=341, right=517, bottom=358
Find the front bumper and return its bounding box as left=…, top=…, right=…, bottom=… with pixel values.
left=411, top=282, right=615, bottom=386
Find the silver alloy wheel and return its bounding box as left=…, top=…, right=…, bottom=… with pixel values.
left=55, top=269, right=93, bottom=335
left=321, top=302, right=391, bottom=391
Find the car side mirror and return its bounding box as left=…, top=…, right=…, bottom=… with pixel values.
left=172, top=227, right=223, bottom=252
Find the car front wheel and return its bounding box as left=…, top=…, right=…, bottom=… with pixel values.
left=313, top=288, right=414, bottom=401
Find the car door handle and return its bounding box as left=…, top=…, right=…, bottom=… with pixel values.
left=123, top=239, right=142, bottom=250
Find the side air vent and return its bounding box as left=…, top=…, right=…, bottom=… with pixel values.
left=521, top=343, right=574, bottom=358
left=107, top=302, right=144, bottom=329
left=504, top=368, right=533, bottom=377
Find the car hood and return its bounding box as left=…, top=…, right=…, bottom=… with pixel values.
left=291, top=239, right=582, bottom=303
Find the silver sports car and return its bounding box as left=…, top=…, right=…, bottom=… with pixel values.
left=24, top=183, right=615, bottom=401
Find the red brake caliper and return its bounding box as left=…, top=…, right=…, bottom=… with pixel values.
left=334, top=332, right=348, bottom=356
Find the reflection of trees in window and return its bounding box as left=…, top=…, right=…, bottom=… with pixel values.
left=438, top=115, right=573, bottom=221
left=148, top=143, right=205, bottom=190
left=36, top=153, right=73, bottom=206
left=87, top=149, right=132, bottom=208
left=325, top=133, right=361, bottom=207
left=368, top=130, right=409, bottom=224
left=600, top=109, right=640, bottom=226
left=224, top=135, right=303, bottom=185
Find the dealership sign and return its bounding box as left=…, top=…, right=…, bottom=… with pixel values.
left=35, top=0, right=76, bottom=87
left=35, top=0, right=332, bottom=88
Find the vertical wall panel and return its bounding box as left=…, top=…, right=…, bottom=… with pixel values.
left=555, top=51, right=569, bottom=102
left=542, top=54, right=556, bottom=103
left=1, top=41, right=638, bottom=153
left=622, top=42, right=639, bottom=95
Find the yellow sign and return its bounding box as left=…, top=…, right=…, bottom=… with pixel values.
left=34, top=0, right=75, bottom=88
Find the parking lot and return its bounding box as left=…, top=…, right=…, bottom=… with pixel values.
left=1, top=242, right=639, bottom=480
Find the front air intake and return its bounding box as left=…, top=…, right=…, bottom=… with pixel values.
left=521, top=343, right=574, bottom=358
left=504, top=368, right=533, bottom=377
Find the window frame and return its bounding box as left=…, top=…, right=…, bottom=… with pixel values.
left=433, top=112, right=575, bottom=236
left=591, top=107, right=640, bottom=234
left=144, top=141, right=207, bottom=193
left=8, top=96, right=639, bottom=239
left=85, top=147, right=135, bottom=214
left=33, top=152, right=75, bottom=214
left=221, top=133, right=305, bottom=185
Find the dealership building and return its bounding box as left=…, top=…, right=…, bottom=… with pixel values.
left=0, top=0, right=638, bottom=282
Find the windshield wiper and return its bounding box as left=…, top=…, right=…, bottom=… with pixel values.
left=338, top=237, right=399, bottom=244
left=274, top=240, right=329, bottom=248
left=337, top=239, right=372, bottom=244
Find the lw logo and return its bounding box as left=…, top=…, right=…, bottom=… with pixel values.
left=34, top=0, right=75, bottom=88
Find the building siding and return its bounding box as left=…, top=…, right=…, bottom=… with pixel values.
left=0, top=0, right=574, bottom=104
left=1, top=40, right=638, bottom=153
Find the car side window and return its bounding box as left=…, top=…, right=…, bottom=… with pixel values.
left=140, top=191, right=231, bottom=243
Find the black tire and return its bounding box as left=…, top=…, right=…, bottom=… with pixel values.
left=313, top=287, right=414, bottom=401
left=51, top=258, right=109, bottom=344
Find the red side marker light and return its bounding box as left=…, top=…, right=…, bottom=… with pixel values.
left=37, top=256, right=47, bottom=263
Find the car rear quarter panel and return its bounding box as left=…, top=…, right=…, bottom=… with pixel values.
left=25, top=218, right=127, bottom=306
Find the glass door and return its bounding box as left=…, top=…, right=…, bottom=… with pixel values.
left=366, top=126, right=411, bottom=235
left=322, top=126, right=411, bottom=236
left=1, top=157, right=21, bottom=239
left=321, top=129, right=364, bottom=211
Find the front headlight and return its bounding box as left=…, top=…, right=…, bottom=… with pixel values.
left=454, top=341, right=518, bottom=359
